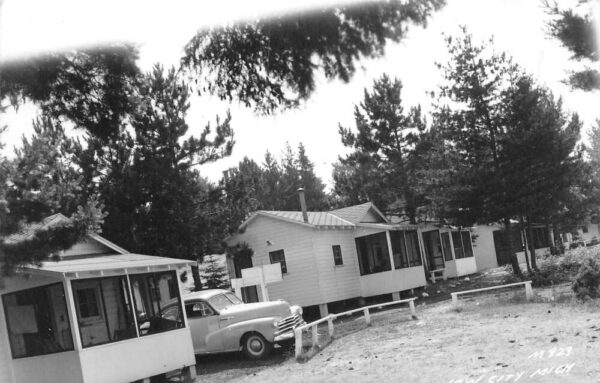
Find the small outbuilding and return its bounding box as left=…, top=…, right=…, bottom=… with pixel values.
left=0, top=214, right=197, bottom=383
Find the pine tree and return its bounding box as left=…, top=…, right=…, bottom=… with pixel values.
left=201, top=254, right=230, bottom=289
left=335, top=75, right=426, bottom=222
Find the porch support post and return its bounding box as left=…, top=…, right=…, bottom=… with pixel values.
left=62, top=277, right=82, bottom=351
left=525, top=281, right=533, bottom=301
left=327, top=316, right=334, bottom=338
left=181, top=366, right=197, bottom=382
left=318, top=303, right=329, bottom=318
left=392, top=291, right=401, bottom=301
left=409, top=299, right=417, bottom=319
left=385, top=231, right=396, bottom=269
left=294, top=328, right=303, bottom=359
left=312, top=325, right=319, bottom=348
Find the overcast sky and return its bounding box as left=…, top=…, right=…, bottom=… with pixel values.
left=1, top=0, right=599, bottom=189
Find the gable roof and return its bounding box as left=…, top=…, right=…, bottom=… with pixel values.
left=329, top=202, right=388, bottom=224
left=2, top=213, right=128, bottom=255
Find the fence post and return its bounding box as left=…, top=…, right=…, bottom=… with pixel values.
left=525, top=281, right=533, bottom=301
left=294, top=328, right=302, bottom=359
left=327, top=315, right=334, bottom=338
left=364, top=308, right=371, bottom=326
left=409, top=299, right=416, bottom=318
left=451, top=293, right=458, bottom=307
left=312, top=324, right=319, bottom=348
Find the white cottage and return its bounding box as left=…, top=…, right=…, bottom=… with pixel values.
left=226, top=193, right=476, bottom=318
left=0, top=214, right=197, bottom=383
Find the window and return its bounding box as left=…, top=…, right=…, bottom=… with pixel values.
left=185, top=302, right=214, bottom=318
left=76, top=287, right=100, bottom=319
left=130, top=271, right=184, bottom=336
left=332, top=245, right=343, bottom=266
left=452, top=231, right=473, bottom=259
left=269, top=250, right=287, bottom=274
left=390, top=230, right=422, bottom=269
left=355, top=232, right=392, bottom=275
left=3, top=283, right=74, bottom=358
left=72, top=276, right=137, bottom=347
left=531, top=227, right=550, bottom=249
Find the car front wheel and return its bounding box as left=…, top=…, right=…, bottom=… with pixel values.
left=242, top=333, right=273, bottom=359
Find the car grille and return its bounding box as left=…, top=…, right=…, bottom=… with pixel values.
left=275, top=313, right=304, bottom=336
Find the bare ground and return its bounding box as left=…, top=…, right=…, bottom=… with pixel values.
left=185, top=284, right=600, bottom=383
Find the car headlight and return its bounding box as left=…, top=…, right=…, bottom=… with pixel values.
left=292, top=305, right=303, bottom=316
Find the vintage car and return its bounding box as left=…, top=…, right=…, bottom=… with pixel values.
left=169, top=289, right=304, bottom=359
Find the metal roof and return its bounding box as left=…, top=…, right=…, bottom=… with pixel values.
left=258, top=210, right=354, bottom=228
left=3, top=213, right=70, bottom=244
left=26, top=253, right=195, bottom=279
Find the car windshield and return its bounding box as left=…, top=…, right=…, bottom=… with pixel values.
left=208, top=292, right=243, bottom=311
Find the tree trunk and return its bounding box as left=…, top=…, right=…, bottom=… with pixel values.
left=520, top=216, right=532, bottom=273
left=504, top=218, right=523, bottom=277
left=527, top=216, right=538, bottom=271
left=191, top=264, right=202, bottom=291
left=552, top=220, right=564, bottom=255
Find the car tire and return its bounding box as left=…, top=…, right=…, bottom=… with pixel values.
left=242, top=332, right=273, bottom=359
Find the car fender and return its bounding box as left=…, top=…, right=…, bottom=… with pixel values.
left=220, top=317, right=279, bottom=350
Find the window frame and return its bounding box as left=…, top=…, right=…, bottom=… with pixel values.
left=332, top=245, right=344, bottom=266
left=2, top=282, right=75, bottom=359
left=72, top=275, right=137, bottom=348
left=130, top=270, right=185, bottom=337
left=269, top=249, right=288, bottom=274
left=73, top=282, right=104, bottom=324
left=355, top=232, right=392, bottom=275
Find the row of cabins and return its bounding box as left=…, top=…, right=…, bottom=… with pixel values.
left=225, top=194, right=600, bottom=318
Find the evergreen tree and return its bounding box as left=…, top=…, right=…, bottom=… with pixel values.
left=335, top=75, right=426, bottom=222
left=201, top=254, right=230, bottom=289
left=182, top=0, right=446, bottom=113
left=435, top=28, right=524, bottom=275
left=543, top=0, right=599, bottom=91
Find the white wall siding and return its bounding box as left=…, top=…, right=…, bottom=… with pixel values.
left=359, top=267, right=426, bottom=297
left=228, top=215, right=323, bottom=307
left=455, top=257, right=478, bottom=276
left=61, top=238, right=113, bottom=257
left=312, top=230, right=362, bottom=303
left=472, top=225, right=499, bottom=271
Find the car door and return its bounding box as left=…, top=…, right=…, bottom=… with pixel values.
left=185, top=300, right=221, bottom=353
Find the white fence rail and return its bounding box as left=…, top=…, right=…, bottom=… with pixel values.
left=294, top=297, right=417, bottom=359
left=451, top=281, right=533, bottom=307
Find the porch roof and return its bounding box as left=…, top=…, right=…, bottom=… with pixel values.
left=25, top=253, right=195, bottom=279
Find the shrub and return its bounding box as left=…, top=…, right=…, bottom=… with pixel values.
left=572, top=257, right=600, bottom=300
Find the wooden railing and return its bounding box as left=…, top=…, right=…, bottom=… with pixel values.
left=451, top=281, right=533, bottom=307
left=294, top=297, right=417, bottom=359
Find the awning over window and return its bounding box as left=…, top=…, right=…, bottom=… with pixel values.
left=25, top=253, right=195, bottom=279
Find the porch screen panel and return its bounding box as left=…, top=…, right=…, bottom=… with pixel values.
left=130, top=271, right=184, bottom=336
left=441, top=232, right=453, bottom=261
left=390, top=231, right=409, bottom=269
left=2, top=283, right=74, bottom=358
left=461, top=231, right=474, bottom=257
left=72, top=276, right=137, bottom=348
left=354, top=232, right=391, bottom=275
left=532, top=228, right=549, bottom=249
left=452, top=232, right=464, bottom=259
left=405, top=230, right=422, bottom=267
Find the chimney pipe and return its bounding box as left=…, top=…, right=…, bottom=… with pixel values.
left=298, top=188, right=309, bottom=223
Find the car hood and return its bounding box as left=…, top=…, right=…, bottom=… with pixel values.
left=219, top=300, right=291, bottom=322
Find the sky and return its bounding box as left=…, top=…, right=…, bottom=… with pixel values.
left=1, top=0, right=599, bottom=190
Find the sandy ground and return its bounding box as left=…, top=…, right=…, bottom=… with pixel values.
left=188, top=286, right=600, bottom=383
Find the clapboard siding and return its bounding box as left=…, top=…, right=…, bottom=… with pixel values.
left=229, top=215, right=322, bottom=307
left=312, top=230, right=361, bottom=303
left=62, top=238, right=113, bottom=257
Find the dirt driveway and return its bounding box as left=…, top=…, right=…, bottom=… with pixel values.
left=189, top=287, right=600, bottom=383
